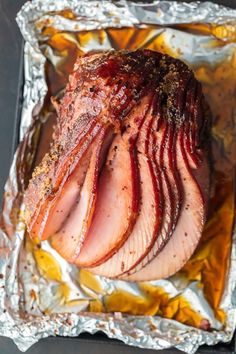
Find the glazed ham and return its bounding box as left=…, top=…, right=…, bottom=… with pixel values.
left=24, top=49, right=211, bottom=281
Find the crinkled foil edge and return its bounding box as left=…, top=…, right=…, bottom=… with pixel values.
left=16, top=0, right=236, bottom=52
left=0, top=0, right=235, bottom=353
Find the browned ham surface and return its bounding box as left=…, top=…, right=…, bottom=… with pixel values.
left=24, top=49, right=211, bottom=281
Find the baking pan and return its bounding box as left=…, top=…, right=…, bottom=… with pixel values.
left=0, top=0, right=235, bottom=353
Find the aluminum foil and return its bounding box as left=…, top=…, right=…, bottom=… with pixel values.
left=0, top=0, right=235, bottom=353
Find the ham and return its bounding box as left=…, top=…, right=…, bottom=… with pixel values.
left=24, top=49, right=211, bottom=281
left=123, top=131, right=209, bottom=281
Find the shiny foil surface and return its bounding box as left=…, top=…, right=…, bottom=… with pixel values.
left=0, top=1, right=235, bottom=352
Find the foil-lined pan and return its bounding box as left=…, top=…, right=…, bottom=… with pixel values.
left=0, top=1, right=235, bottom=352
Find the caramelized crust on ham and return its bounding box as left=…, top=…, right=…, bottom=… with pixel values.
left=24, top=49, right=211, bottom=281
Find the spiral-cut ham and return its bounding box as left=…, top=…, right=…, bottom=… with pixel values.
left=24, top=49, right=211, bottom=281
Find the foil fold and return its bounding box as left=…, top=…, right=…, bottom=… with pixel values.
left=0, top=0, right=235, bottom=353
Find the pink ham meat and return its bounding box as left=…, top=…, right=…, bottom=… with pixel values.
left=123, top=131, right=209, bottom=281
left=50, top=125, right=114, bottom=261
left=74, top=96, right=152, bottom=267
left=73, top=136, right=139, bottom=267
left=121, top=123, right=181, bottom=277
left=87, top=100, right=163, bottom=277
left=24, top=49, right=211, bottom=281
left=25, top=120, right=101, bottom=240
left=37, top=125, right=101, bottom=241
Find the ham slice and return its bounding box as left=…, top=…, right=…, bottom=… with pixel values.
left=25, top=120, right=101, bottom=240
left=122, top=131, right=209, bottom=281
left=74, top=135, right=139, bottom=267
left=121, top=123, right=181, bottom=277
left=75, top=96, right=153, bottom=267
left=87, top=101, right=162, bottom=277
left=50, top=125, right=114, bottom=261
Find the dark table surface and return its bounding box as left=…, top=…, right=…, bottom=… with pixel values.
left=0, top=0, right=235, bottom=353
